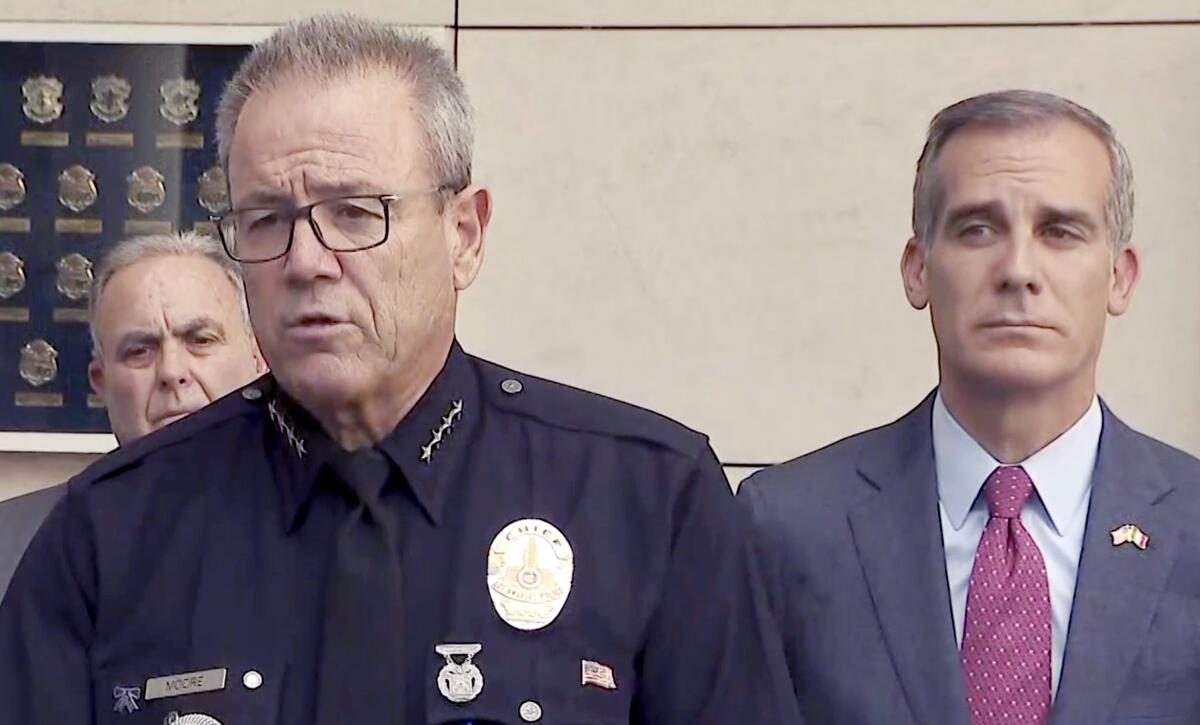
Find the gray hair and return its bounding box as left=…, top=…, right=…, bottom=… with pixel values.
left=216, top=13, right=472, bottom=193
left=912, top=89, right=1134, bottom=250
left=88, top=230, right=251, bottom=356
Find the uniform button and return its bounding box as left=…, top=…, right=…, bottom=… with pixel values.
left=241, top=388, right=262, bottom=401
left=519, top=700, right=542, bottom=722
left=500, top=378, right=524, bottom=395
left=242, top=670, right=263, bottom=690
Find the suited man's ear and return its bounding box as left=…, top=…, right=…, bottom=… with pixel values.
left=901, top=237, right=930, bottom=310
left=1107, top=244, right=1139, bottom=316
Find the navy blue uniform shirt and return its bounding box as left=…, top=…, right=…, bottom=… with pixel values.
left=0, top=343, right=799, bottom=724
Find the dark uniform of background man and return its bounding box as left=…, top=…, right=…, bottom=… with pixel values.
left=0, top=231, right=263, bottom=598
left=0, top=14, right=798, bottom=725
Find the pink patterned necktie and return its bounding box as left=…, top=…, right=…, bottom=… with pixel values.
left=960, top=465, right=1052, bottom=725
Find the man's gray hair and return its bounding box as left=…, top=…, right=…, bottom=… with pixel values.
left=216, top=13, right=472, bottom=193
left=912, top=89, right=1134, bottom=250
left=88, top=230, right=251, bottom=356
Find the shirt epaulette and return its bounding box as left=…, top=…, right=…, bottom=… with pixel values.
left=70, top=375, right=275, bottom=488
left=472, top=357, right=708, bottom=462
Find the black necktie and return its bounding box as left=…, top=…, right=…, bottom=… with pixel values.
left=314, top=446, right=405, bottom=724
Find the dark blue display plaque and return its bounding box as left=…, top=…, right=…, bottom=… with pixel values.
left=0, top=41, right=249, bottom=432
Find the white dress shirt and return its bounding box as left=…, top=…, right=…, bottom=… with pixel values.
left=933, top=391, right=1101, bottom=698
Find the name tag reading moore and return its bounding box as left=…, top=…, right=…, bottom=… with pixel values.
left=145, top=668, right=228, bottom=700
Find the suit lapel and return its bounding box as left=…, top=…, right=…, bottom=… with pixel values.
left=849, top=393, right=971, bottom=725
left=1052, top=407, right=1180, bottom=724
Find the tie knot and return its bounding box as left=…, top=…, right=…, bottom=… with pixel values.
left=327, top=447, right=392, bottom=507
left=983, top=465, right=1034, bottom=519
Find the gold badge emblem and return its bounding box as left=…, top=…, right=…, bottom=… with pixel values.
left=19, top=339, right=58, bottom=387
left=196, top=166, right=229, bottom=214
left=90, top=75, right=132, bottom=123
left=0, top=163, right=26, bottom=211
left=127, top=166, right=167, bottom=213
left=58, top=165, right=98, bottom=213
left=487, top=518, right=574, bottom=631
left=0, top=251, right=27, bottom=299
left=160, top=78, right=200, bottom=126
left=56, top=253, right=93, bottom=301
left=21, top=75, right=63, bottom=124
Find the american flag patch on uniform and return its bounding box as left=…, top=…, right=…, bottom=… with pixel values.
left=581, top=660, right=617, bottom=690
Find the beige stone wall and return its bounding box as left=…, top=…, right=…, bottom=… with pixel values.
left=2, top=2, right=1198, bottom=501
left=457, top=24, right=1200, bottom=465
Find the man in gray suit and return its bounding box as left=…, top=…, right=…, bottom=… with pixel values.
left=0, top=231, right=263, bottom=596
left=741, top=89, right=1200, bottom=725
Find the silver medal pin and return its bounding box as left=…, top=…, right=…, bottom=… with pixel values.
left=435, top=642, right=484, bottom=703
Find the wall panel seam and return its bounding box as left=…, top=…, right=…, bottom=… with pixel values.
left=453, top=20, right=1200, bottom=31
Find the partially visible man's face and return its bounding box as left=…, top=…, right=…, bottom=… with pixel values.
left=89, top=254, right=264, bottom=443
left=901, top=119, right=1139, bottom=395
left=227, top=70, right=487, bottom=412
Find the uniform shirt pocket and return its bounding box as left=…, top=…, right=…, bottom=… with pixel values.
left=531, top=642, right=632, bottom=725
left=95, top=657, right=282, bottom=725
left=424, top=638, right=633, bottom=725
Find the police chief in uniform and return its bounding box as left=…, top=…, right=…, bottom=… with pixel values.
left=0, top=14, right=798, bottom=725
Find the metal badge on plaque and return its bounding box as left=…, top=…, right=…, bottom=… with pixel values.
left=160, top=78, right=200, bottom=125
left=86, top=75, right=135, bottom=148
left=0, top=252, right=25, bottom=299
left=56, top=165, right=102, bottom=234
left=0, top=164, right=26, bottom=211
left=20, top=75, right=69, bottom=147
left=90, top=75, right=131, bottom=122
left=125, top=166, right=173, bottom=235
left=0, top=163, right=30, bottom=233
left=127, top=166, right=167, bottom=213
left=53, top=253, right=92, bottom=323
left=196, top=166, right=229, bottom=214
left=16, top=338, right=63, bottom=407
left=0, top=251, right=28, bottom=323
left=58, top=165, right=98, bottom=212
left=158, top=78, right=204, bottom=149
left=21, top=75, right=63, bottom=124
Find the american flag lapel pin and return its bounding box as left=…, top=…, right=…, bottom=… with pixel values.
left=1110, top=523, right=1150, bottom=550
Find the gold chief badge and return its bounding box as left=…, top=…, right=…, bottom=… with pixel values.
left=487, top=518, right=574, bottom=630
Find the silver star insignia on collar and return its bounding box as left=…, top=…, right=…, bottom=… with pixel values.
left=421, top=400, right=464, bottom=463
left=268, top=399, right=307, bottom=458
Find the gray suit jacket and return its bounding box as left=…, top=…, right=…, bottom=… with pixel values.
left=740, top=393, right=1200, bottom=725
left=0, top=485, right=65, bottom=600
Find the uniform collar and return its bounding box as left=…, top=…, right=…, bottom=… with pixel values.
left=933, top=390, right=1101, bottom=535
left=271, top=340, right=479, bottom=532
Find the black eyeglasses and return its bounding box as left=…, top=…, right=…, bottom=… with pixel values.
left=213, top=187, right=452, bottom=263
